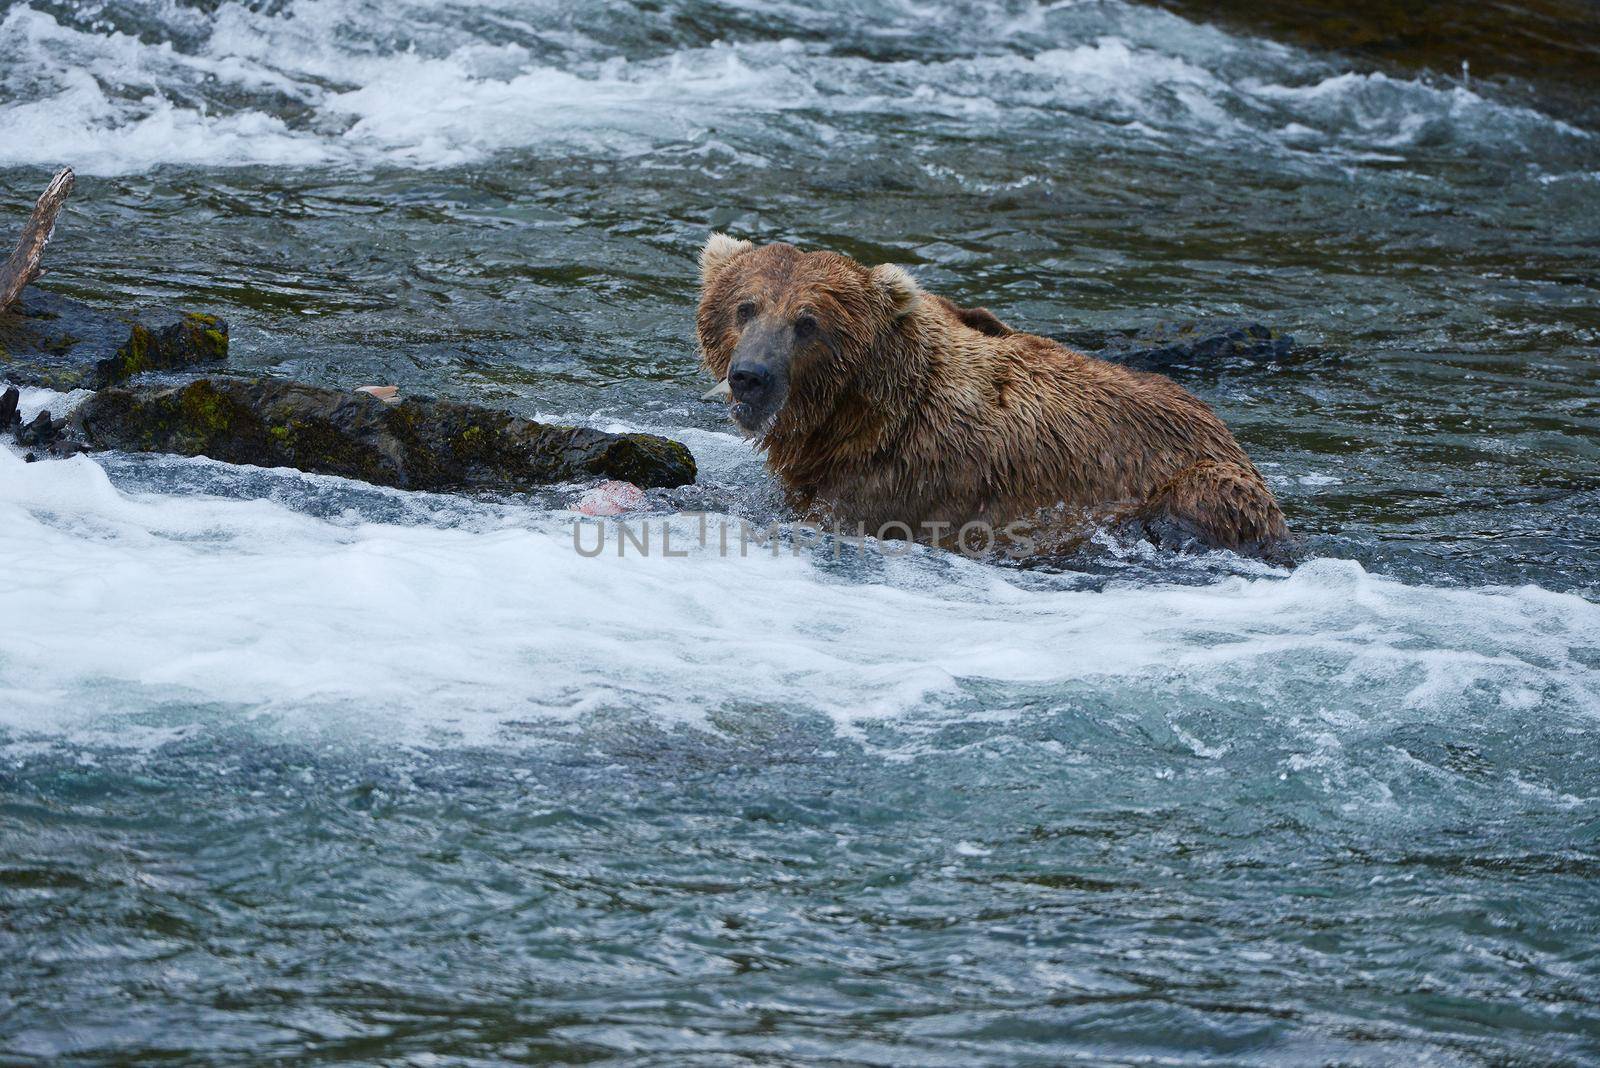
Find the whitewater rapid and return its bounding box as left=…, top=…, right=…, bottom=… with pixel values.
left=4, top=438, right=1596, bottom=757
left=0, top=0, right=1586, bottom=176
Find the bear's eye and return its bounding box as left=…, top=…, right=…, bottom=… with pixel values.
left=736, top=301, right=757, bottom=326
left=793, top=314, right=818, bottom=341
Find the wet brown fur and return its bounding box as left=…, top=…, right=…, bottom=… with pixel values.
left=696, top=237, right=1289, bottom=557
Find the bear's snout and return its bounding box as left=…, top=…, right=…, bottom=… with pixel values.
left=728, top=362, right=778, bottom=430
left=727, top=320, right=792, bottom=432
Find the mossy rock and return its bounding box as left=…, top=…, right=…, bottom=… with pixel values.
left=0, top=287, right=229, bottom=390
left=1145, top=0, right=1600, bottom=126
left=69, top=377, right=697, bottom=492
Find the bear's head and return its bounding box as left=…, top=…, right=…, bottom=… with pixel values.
left=696, top=235, right=922, bottom=436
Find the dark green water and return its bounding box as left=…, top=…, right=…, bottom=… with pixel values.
left=3, top=1, right=1599, bottom=1063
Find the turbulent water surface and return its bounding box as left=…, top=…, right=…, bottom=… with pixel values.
left=3, top=1, right=1600, bottom=1063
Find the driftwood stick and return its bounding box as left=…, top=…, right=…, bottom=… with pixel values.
left=0, top=167, right=75, bottom=313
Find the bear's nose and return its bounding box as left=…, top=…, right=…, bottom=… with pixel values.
left=728, top=365, right=773, bottom=402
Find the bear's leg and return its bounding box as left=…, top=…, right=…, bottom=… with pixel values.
left=1130, top=459, right=1290, bottom=559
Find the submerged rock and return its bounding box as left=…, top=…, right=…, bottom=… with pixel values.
left=1074, top=320, right=1301, bottom=374
left=69, top=377, right=697, bottom=491
left=1050, top=319, right=1320, bottom=378
left=0, top=287, right=228, bottom=391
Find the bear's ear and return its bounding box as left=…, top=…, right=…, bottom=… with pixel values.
left=700, top=233, right=754, bottom=286
left=870, top=263, right=922, bottom=318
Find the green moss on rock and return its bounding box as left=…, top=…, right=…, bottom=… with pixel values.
left=119, top=323, right=154, bottom=375
left=178, top=380, right=232, bottom=435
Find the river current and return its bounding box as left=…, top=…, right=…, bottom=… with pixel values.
left=2, top=0, right=1599, bottom=1063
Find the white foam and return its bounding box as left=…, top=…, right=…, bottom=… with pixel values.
left=9, top=384, right=93, bottom=423
left=2, top=446, right=1596, bottom=753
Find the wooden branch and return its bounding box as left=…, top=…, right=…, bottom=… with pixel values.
left=0, top=167, right=75, bottom=313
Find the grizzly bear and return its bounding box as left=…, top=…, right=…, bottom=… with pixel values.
left=696, top=235, right=1289, bottom=558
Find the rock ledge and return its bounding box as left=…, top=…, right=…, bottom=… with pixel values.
left=67, top=377, right=698, bottom=491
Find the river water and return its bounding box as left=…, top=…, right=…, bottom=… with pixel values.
left=3, top=1, right=1599, bottom=1063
